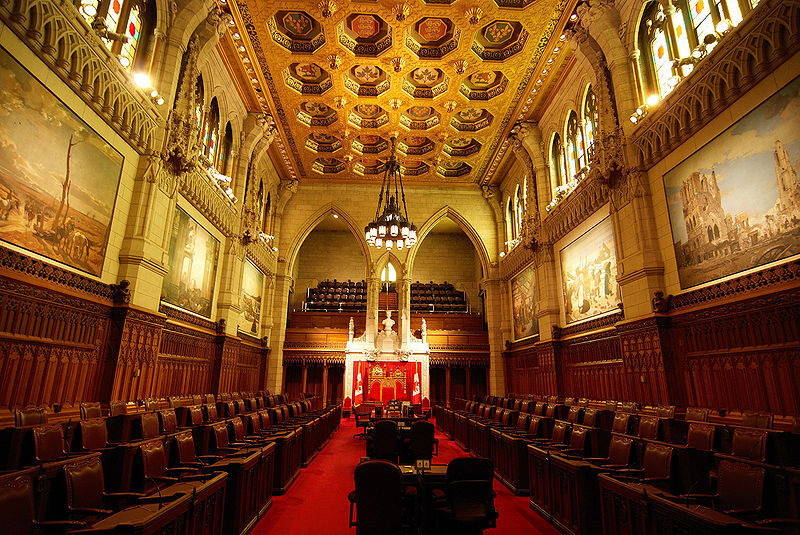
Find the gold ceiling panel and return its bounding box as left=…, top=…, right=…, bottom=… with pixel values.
left=232, top=0, right=571, bottom=184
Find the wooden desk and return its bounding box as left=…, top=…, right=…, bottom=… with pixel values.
left=70, top=492, right=193, bottom=534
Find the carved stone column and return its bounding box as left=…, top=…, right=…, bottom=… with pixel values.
left=365, top=275, right=381, bottom=343
left=215, top=238, right=245, bottom=337
left=610, top=170, right=665, bottom=318
left=533, top=244, right=560, bottom=341
left=266, top=270, right=293, bottom=393
left=517, top=123, right=552, bottom=214
left=397, top=275, right=412, bottom=347
left=482, top=278, right=506, bottom=396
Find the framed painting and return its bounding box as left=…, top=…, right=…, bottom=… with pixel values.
left=0, top=46, right=123, bottom=276
left=664, top=75, right=800, bottom=289
left=560, top=217, right=619, bottom=324
left=161, top=207, right=220, bottom=318
left=510, top=262, right=538, bottom=340
left=239, top=259, right=264, bottom=336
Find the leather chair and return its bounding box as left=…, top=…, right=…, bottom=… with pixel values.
left=348, top=460, right=415, bottom=535
left=79, top=403, right=102, bottom=420
left=171, top=430, right=222, bottom=468
left=369, top=419, right=399, bottom=463
left=158, top=410, right=178, bottom=435
left=61, top=455, right=141, bottom=524
left=404, top=420, right=436, bottom=462
left=354, top=405, right=372, bottom=439
left=613, top=442, right=674, bottom=491
left=435, top=457, right=498, bottom=534
left=32, top=423, right=71, bottom=463
left=0, top=469, right=83, bottom=534
left=74, top=418, right=112, bottom=452
left=15, top=407, right=47, bottom=427
left=134, top=440, right=201, bottom=495
left=581, top=434, right=634, bottom=468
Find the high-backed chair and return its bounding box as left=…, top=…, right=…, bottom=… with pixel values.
left=171, top=430, right=222, bottom=468
left=404, top=420, right=436, bottom=461
left=348, top=460, right=413, bottom=535
left=0, top=469, right=82, bottom=534
left=369, top=419, right=399, bottom=463
left=354, top=405, right=372, bottom=439
left=80, top=403, right=102, bottom=420
left=436, top=457, right=498, bottom=533
left=15, top=407, right=47, bottom=427
left=74, top=418, right=112, bottom=452
left=61, top=455, right=138, bottom=523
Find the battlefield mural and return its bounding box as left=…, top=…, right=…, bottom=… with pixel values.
left=664, top=75, right=800, bottom=289
left=0, top=46, right=123, bottom=276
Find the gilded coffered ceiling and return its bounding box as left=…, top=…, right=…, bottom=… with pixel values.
left=222, top=0, right=575, bottom=185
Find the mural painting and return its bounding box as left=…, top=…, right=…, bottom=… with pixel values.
left=560, top=217, right=618, bottom=324
left=239, top=260, right=264, bottom=335
left=510, top=262, right=538, bottom=340
left=161, top=207, right=220, bottom=318
left=664, top=76, right=800, bottom=289
left=0, top=46, right=123, bottom=276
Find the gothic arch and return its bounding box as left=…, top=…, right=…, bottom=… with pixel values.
left=406, top=206, right=490, bottom=280
left=285, top=204, right=373, bottom=278
left=372, top=251, right=404, bottom=280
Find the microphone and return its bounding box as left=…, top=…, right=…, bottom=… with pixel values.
left=147, top=476, right=164, bottom=509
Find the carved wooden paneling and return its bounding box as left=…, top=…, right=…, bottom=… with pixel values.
left=0, top=275, right=110, bottom=411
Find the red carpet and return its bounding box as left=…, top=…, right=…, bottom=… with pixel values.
left=252, top=416, right=558, bottom=535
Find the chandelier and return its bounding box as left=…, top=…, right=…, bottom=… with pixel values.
left=365, top=137, right=417, bottom=250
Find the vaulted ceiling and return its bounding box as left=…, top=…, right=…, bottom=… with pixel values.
left=222, top=0, right=576, bottom=185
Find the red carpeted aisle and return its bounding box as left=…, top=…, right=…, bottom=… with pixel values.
left=251, top=416, right=558, bottom=535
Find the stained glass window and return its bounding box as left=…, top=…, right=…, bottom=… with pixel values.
left=582, top=86, right=598, bottom=164
left=651, top=26, right=673, bottom=98
left=514, top=186, right=523, bottom=236
left=506, top=199, right=514, bottom=242
left=565, top=112, right=580, bottom=180
left=551, top=134, right=563, bottom=188
left=104, top=0, right=123, bottom=51
left=119, top=5, right=141, bottom=69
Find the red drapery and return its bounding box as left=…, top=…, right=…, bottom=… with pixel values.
left=352, top=361, right=421, bottom=404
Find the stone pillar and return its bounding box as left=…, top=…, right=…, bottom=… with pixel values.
left=482, top=278, right=506, bottom=396
left=322, top=365, right=329, bottom=408
left=365, top=276, right=381, bottom=343
left=214, top=239, right=245, bottom=337
left=267, top=271, right=293, bottom=393
left=397, top=276, right=412, bottom=347
left=534, top=245, right=561, bottom=341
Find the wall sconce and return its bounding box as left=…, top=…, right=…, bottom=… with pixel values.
left=630, top=103, right=650, bottom=124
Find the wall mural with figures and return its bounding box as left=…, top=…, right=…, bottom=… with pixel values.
left=664, top=75, right=800, bottom=289
left=511, top=262, right=538, bottom=340
left=560, top=217, right=619, bottom=324
left=161, top=207, right=220, bottom=318
left=239, top=259, right=264, bottom=336
left=0, top=46, right=123, bottom=276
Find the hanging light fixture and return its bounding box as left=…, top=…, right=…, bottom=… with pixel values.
left=365, top=137, right=417, bottom=250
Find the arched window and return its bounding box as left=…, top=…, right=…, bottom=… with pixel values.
left=77, top=0, right=153, bottom=70
left=263, top=192, right=271, bottom=234
left=550, top=133, right=565, bottom=189
left=381, top=262, right=397, bottom=282
left=636, top=0, right=760, bottom=102
left=506, top=198, right=515, bottom=243
left=582, top=86, right=598, bottom=163
left=514, top=185, right=524, bottom=237
left=218, top=122, right=233, bottom=174
left=564, top=112, right=582, bottom=180
left=194, top=75, right=204, bottom=129
left=204, top=98, right=220, bottom=161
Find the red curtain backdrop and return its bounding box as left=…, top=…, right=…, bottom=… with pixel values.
left=352, top=361, right=422, bottom=404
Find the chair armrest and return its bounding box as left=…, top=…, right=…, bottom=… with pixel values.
left=104, top=491, right=147, bottom=499
left=757, top=518, right=800, bottom=528
left=198, top=455, right=223, bottom=464
left=136, top=494, right=185, bottom=505
left=166, top=467, right=198, bottom=476
left=723, top=507, right=762, bottom=516
left=151, top=475, right=179, bottom=483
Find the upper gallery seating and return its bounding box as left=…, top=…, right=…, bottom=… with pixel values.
left=434, top=396, right=800, bottom=535
left=305, top=279, right=367, bottom=311
left=303, top=279, right=468, bottom=313
left=0, top=392, right=341, bottom=535
left=410, top=281, right=467, bottom=313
